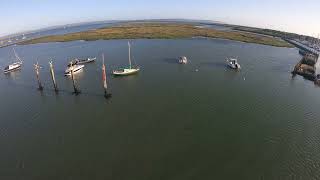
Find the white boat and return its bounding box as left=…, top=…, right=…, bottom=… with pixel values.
left=4, top=48, right=23, bottom=74
left=113, top=42, right=140, bottom=76
left=64, top=65, right=84, bottom=76
left=179, top=56, right=188, bottom=64
left=226, top=58, right=241, bottom=70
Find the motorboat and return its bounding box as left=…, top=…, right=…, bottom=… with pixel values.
left=67, top=57, right=96, bottom=67
left=226, top=58, right=241, bottom=70
left=75, top=57, right=96, bottom=65
left=179, top=56, right=188, bottom=64
left=113, top=42, right=140, bottom=76
left=64, top=64, right=84, bottom=76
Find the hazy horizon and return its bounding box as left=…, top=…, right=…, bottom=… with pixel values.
left=1, top=0, right=320, bottom=37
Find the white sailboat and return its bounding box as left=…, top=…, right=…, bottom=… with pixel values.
left=112, top=41, right=140, bottom=76
left=4, top=48, right=23, bottom=74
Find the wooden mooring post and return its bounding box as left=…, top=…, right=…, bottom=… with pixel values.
left=49, top=61, right=59, bottom=93
left=70, top=62, right=81, bottom=95
left=34, top=62, right=43, bottom=91
left=102, top=54, right=111, bottom=99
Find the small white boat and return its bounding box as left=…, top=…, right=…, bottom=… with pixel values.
left=227, top=58, right=241, bottom=70
left=64, top=65, right=84, bottom=76
left=113, top=42, right=140, bottom=76
left=4, top=48, right=23, bottom=74
left=179, top=56, right=188, bottom=64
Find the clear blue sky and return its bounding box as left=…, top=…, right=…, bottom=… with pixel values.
left=1, top=0, right=320, bottom=37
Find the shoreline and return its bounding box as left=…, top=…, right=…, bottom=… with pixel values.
left=18, top=23, right=293, bottom=48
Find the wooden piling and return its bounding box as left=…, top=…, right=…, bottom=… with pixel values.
left=70, top=62, right=81, bottom=95
left=102, top=54, right=111, bottom=99
left=49, top=61, right=58, bottom=92
left=34, top=62, right=43, bottom=91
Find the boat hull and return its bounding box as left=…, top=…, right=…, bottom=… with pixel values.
left=112, top=68, right=140, bottom=76
left=4, top=64, right=21, bottom=74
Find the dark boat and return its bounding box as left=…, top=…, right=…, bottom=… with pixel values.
left=67, top=57, right=96, bottom=67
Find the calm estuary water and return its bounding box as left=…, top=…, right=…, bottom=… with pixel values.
left=0, top=38, right=320, bottom=179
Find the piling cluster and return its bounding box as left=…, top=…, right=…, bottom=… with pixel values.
left=33, top=55, right=111, bottom=99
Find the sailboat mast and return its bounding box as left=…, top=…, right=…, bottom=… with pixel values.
left=13, top=48, right=22, bottom=63
left=128, top=41, right=132, bottom=69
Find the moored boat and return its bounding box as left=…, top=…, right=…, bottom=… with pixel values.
left=4, top=62, right=22, bottom=73
left=113, top=67, right=140, bottom=76
left=67, top=57, right=96, bottom=67
left=113, top=42, right=140, bottom=76
left=226, top=57, right=241, bottom=70
left=76, top=57, right=96, bottom=65
left=4, top=48, right=23, bottom=74
left=65, top=64, right=85, bottom=76
left=179, top=56, right=188, bottom=64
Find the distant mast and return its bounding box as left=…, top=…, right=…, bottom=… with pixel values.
left=128, top=41, right=131, bottom=69
left=13, top=48, right=22, bottom=64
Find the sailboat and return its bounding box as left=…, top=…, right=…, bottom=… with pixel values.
left=4, top=48, right=23, bottom=74
left=112, top=41, right=140, bottom=76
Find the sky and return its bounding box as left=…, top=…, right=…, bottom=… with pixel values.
left=1, top=0, right=320, bottom=37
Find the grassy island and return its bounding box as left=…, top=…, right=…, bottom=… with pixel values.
left=19, top=23, right=293, bottom=47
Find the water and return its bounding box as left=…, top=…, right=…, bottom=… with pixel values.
left=1, top=38, right=320, bottom=180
